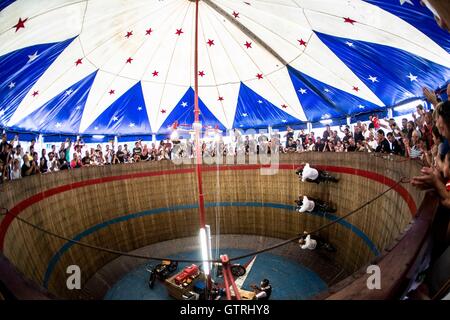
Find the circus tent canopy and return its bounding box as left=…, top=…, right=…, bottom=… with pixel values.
left=0, top=0, right=449, bottom=136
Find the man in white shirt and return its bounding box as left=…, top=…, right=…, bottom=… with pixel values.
left=299, top=232, right=337, bottom=252
left=299, top=234, right=317, bottom=250
left=295, top=195, right=336, bottom=214
left=295, top=163, right=339, bottom=184
left=296, top=196, right=315, bottom=213
left=298, top=163, right=318, bottom=181
left=367, top=132, right=378, bottom=152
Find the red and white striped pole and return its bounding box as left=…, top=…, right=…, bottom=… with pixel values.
left=193, top=0, right=212, bottom=298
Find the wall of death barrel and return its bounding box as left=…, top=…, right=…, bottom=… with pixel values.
left=0, top=153, right=423, bottom=298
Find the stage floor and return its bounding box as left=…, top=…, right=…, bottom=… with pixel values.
left=104, top=248, right=327, bottom=300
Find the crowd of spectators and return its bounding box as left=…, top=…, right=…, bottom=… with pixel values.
left=0, top=85, right=449, bottom=184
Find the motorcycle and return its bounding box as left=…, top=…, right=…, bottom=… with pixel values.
left=146, top=260, right=178, bottom=289
left=215, top=263, right=246, bottom=278
left=154, top=260, right=179, bottom=280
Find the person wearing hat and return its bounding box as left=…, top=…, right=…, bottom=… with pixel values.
left=251, top=279, right=272, bottom=300
left=295, top=163, right=339, bottom=184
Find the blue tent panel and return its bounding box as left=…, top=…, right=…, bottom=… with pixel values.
left=0, top=37, right=75, bottom=125
left=275, top=123, right=308, bottom=131
left=288, top=66, right=343, bottom=123
left=158, top=87, right=227, bottom=136
left=82, top=136, right=115, bottom=144
left=5, top=132, right=37, bottom=142
left=117, top=135, right=153, bottom=143
left=311, top=117, right=348, bottom=129
left=84, top=81, right=152, bottom=135
left=42, top=134, right=77, bottom=143
left=155, top=134, right=171, bottom=141
left=289, top=65, right=385, bottom=122
left=351, top=110, right=388, bottom=123
left=0, top=0, right=17, bottom=12
left=14, top=71, right=97, bottom=134
left=316, top=32, right=450, bottom=108
left=364, top=0, right=450, bottom=53
left=233, top=82, right=304, bottom=130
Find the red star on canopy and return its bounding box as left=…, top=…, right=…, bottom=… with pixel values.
left=125, top=31, right=133, bottom=38
left=343, top=17, right=357, bottom=24
left=298, top=39, right=307, bottom=47
left=75, top=58, right=83, bottom=66
left=32, top=90, right=39, bottom=97
left=199, top=71, right=205, bottom=77
left=161, top=109, right=166, bottom=114
left=145, top=28, right=153, bottom=35
left=13, top=17, right=28, bottom=32
left=109, top=89, right=115, bottom=95
left=281, top=104, right=288, bottom=108
left=244, top=41, right=252, bottom=49
left=175, top=28, right=183, bottom=36
left=207, top=39, right=215, bottom=46
left=352, top=86, right=359, bottom=92
left=256, top=73, right=263, bottom=80
left=126, top=57, right=133, bottom=64
left=218, top=96, right=224, bottom=101
left=152, top=70, right=159, bottom=77
left=232, top=11, right=239, bottom=18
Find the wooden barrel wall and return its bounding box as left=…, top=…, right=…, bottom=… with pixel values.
left=0, top=153, right=424, bottom=299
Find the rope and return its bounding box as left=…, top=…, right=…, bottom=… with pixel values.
left=227, top=177, right=408, bottom=262
left=0, top=177, right=408, bottom=264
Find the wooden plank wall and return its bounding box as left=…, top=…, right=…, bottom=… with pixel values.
left=0, top=153, right=424, bottom=299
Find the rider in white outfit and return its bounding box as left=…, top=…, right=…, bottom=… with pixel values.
left=297, top=196, right=315, bottom=213
left=299, top=235, right=317, bottom=250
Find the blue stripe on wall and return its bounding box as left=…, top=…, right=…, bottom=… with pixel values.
left=43, top=202, right=380, bottom=288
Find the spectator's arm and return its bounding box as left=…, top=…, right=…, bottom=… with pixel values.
left=378, top=118, right=390, bottom=129
left=421, top=146, right=432, bottom=167
left=411, top=167, right=444, bottom=194
left=423, top=87, right=439, bottom=107
left=431, top=178, right=450, bottom=208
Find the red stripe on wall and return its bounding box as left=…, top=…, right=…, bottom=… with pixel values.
left=0, top=168, right=194, bottom=250
left=202, top=164, right=416, bottom=215
left=0, top=164, right=416, bottom=251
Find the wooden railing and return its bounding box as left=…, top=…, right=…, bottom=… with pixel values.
left=0, top=254, right=53, bottom=300
left=317, top=191, right=439, bottom=300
